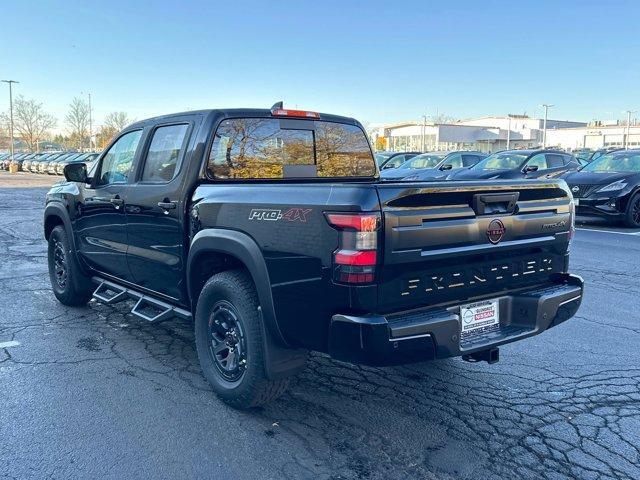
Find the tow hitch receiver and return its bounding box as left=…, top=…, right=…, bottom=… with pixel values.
left=462, top=347, right=500, bottom=364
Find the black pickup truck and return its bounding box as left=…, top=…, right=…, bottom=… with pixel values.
left=44, top=105, right=584, bottom=408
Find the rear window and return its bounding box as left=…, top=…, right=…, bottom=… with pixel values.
left=207, top=118, right=375, bottom=179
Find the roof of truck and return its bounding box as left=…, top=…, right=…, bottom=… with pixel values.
left=127, top=108, right=361, bottom=129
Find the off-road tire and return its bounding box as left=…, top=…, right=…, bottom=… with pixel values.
left=47, top=225, right=93, bottom=306
left=624, top=192, right=640, bottom=228
left=195, top=269, right=291, bottom=409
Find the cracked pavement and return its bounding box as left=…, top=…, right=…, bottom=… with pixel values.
left=0, top=179, right=639, bottom=479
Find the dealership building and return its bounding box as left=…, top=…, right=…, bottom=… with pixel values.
left=373, top=115, right=592, bottom=153
left=545, top=124, right=640, bottom=150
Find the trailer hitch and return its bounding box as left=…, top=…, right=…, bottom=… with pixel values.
left=462, top=347, right=499, bottom=364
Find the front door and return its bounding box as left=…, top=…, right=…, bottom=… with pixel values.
left=74, top=129, right=144, bottom=282
left=125, top=122, right=193, bottom=302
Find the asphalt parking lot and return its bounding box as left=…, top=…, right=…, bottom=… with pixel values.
left=1, top=172, right=639, bottom=480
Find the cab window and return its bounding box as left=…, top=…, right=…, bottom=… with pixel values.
left=141, top=124, right=189, bottom=182
left=96, top=130, right=143, bottom=186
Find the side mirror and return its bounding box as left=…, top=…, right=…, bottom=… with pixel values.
left=440, top=164, right=453, bottom=171
left=523, top=165, right=539, bottom=173
left=64, top=162, right=88, bottom=183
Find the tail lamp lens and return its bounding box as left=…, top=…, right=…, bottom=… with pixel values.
left=325, top=213, right=380, bottom=284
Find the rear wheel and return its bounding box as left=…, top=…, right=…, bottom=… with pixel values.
left=624, top=193, right=640, bottom=228
left=195, top=270, right=292, bottom=409
left=47, top=225, right=93, bottom=306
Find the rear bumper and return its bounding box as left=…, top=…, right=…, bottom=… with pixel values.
left=328, top=273, right=584, bottom=366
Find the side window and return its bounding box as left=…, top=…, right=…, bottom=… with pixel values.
left=546, top=154, right=564, bottom=168
left=96, top=130, right=143, bottom=186
left=141, top=124, right=189, bottom=182
left=461, top=154, right=481, bottom=167
left=444, top=153, right=463, bottom=168
left=525, top=153, right=548, bottom=170
left=389, top=155, right=405, bottom=167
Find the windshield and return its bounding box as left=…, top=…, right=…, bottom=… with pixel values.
left=581, top=153, right=640, bottom=173
left=472, top=152, right=528, bottom=170
left=399, top=154, right=444, bottom=169
left=375, top=153, right=392, bottom=166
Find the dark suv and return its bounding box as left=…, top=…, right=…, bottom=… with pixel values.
left=563, top=149, right=640, bottom=227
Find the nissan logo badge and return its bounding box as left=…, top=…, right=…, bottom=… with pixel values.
left=487, top=219, right=506, bottom=244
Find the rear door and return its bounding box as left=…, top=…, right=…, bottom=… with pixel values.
left=124, top=118, right=195, bottom=301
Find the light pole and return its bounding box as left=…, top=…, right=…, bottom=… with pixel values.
left=1, top=80, right=19, bottom=161
left=623, top=110, right=636, bottom=149
left=421, top=115, right=427, bottom=151
left=81, top=91, right=93, bottom=151
left=540, top=104, right=554, bottom=148
left=506, top=115, right=512, bottom=149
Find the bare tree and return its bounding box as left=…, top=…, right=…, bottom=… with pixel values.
left=95, top=112, right=133, bottom=150
left=66, top=97, right=90, bottom=149
left=0, top=96, right=57, bottom=151
left=104, top=111, right=132, bottom=132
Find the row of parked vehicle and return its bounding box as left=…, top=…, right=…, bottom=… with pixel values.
left=376, top=147, right=640, bottom=227
left=0, top=151, right=100, bottom=175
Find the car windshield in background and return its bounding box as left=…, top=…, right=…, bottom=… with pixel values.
left=472, top=152, right=528, bottom=170
left=398, top=154, right=444, bottom=169
left=208, top=118, right=375, bottom=179
left=375, top=153, right=392, bottom=166
left=581, top=153, right=640, bottom=173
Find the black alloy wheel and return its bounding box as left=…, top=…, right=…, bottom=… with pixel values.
left=52, top=238, right=68, bottom=289
left=208, top=300, right=247, bottom=382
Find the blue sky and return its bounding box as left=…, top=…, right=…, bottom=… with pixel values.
left=1, top=0, right=639, bottom=130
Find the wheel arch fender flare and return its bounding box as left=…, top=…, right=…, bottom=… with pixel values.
left=187, top=228, right=307, bottom=380
left=187, top=228, right=285, bottom=342
left=44, top=202, right=73, bottom=241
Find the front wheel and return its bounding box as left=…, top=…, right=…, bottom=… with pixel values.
left=195, top=270, right=292, bottom=409
left=624, top=193, right=640, bottom=228
left=47, top=225, right=93, bottom=306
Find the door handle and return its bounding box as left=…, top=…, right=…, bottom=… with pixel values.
left=157, top=200, right=177, bottom=210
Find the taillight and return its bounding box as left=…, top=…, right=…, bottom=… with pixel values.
left=568, top=198, right=576, bottom=250
left=325, top=212, right=381, bottom=284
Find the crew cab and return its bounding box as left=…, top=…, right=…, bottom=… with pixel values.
left=44, top=105, right=584, bottom=408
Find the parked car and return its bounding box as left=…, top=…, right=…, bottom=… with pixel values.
left=41, top=153, right=67, bottom=174
left=395, top=151, right=487, bottom=181
left=8, top=153, right=31, bottom=171
left=447, top=149, right=581, bottom=180
left=56, top=152, right=99, bottom=175
left=39, top=152, right=77, bottom=174
left=563, top=149, right=640, bottom=227
left=588, top=147, right=623, bottom=163
left=3, top=153, right=27, bottom=170
left=375, top=151, right=421, bottom=170
left=0, top=153, right=10, bottom=169
left=44, top=106, right=583, bottom=409
left=25, top=153, right=56, bottom=172
left=22, top=153, right=39, bottom=172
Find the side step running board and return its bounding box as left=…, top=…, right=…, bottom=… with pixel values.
left=91, top=278, right=191, bottom=323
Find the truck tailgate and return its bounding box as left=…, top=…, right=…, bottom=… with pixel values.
left=375, top=180, right=573, bottom=312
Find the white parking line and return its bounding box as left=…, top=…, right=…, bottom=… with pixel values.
left=0, top=340, right=21, bottom=349
left=576, top=228, right=640, bottom=236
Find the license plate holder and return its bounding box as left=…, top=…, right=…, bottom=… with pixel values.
left=460, top=299, right=500, bottom=337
